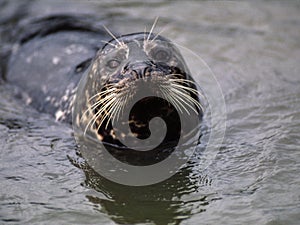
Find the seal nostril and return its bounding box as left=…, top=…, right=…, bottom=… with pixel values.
left=144, top=67, right=152, bottom=77
left=135, top=67, right=153, bottom=79
left=126, top=62, right=148, bottom=79
left=123, top=63, right=129, bottom=71
left=125, top=61, right=162, bottom=79
left=131, top=70, right=139, bottom=79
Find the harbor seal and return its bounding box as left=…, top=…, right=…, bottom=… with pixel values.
left=73, top=31, right=203, bottom=165
left=5, top=15, right=203, bottom=165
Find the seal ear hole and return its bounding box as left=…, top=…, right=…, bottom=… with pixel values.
left=75, top=58, right=92, bottom=73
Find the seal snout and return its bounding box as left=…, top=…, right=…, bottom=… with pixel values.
left=123, top=61, right=167, bottom=80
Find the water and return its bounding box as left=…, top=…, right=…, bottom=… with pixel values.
left=1, top=1, right=300, bottom=224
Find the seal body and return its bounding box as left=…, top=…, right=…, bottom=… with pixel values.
left=6, top=15, right=203, bottom=162
left=6, top=15, right=111, bottom=123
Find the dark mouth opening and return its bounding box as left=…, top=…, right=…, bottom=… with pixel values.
left=99, top=96, right=181, bottom=166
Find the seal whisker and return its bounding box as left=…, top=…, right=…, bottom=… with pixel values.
left=116, top=91, right=131, bottom=121
left=169, top=85, right=204, bottom=113
left=88, top=87, right=117, bottom=102
left=83, top=95, right=118, bottom=135
left=162, top=77, right=204, bottom=114
left=111, top=98, right=123, bottom=123
left=161, top=85, right=188, bottom=114
left=159, top=86, right=177, bottom=111
left=180, top=91, right=204, bottom=112
left=111, top=92, right=130, bottom=127
left=166, top=88, right=196, bottom=115
left=90, top=95, right=119, bottom=133
left=80, top=99, right=104, bottom=124
left=101, top=90, right=129, bottom=129
left=150, top=25, right=168, bottom=43
left=90, top=93, right=116, bottom=111
left=108, top=90, right=128, bottom=118
left=147, top=16, right=159, bottom=42
left=169, top=83, right=201, bottom=96
left=81, top=92, right=116, bottom=123
left=85, top=87, right=131, bottom=134
left=143, top=26, right=147, bottom=43
left=167, top=77, right=205, bottom=99
left=101, top=40, right=118, bottom=48
left=162, top=89, right=185, bottom=114
left=168, top=78, right=199, bottom=87
left=93, top=88, right=128, bottom=131
left=104, top=97, right=122, bottom=129
left=103, top=25, right=124, bottom=47
left=168, top=78, right=196, bottom=84
left=171, top=84, right=202, bottom=107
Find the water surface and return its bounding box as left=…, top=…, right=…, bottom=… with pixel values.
left=1, top=1, right=300, bottom=224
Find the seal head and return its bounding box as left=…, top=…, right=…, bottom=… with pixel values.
left=73, top=32, right=203, bottom=165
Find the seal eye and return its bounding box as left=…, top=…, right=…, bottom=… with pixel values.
left=152, top=49, right=171, bottom=62
left=107, top=59, right=120, bottom=69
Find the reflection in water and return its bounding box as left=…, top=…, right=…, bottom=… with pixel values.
left=72, top=156, right=214, bottom=225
